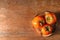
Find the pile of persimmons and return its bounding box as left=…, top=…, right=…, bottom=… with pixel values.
left=32, top=11, right=57, bottom=37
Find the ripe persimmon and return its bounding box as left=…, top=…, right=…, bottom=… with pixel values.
left=45, top=12, right=57, bottom=25
left=41, top=24, right=53, bottom=37
left=32, top=16, right=45, bottom=31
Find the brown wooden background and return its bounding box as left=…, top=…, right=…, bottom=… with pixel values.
left=0, top=0, right=60, bottom=40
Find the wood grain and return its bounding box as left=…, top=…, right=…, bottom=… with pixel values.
left=0, top=0, right=60, bottom=40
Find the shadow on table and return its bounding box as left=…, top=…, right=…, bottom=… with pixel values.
left=53, top=11, right=60, bottom=35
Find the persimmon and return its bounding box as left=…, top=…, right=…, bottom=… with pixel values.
left=41, top=24, right=53, bottom=37
left=32, top=11, right=56, bottom=37
left=45, top=11, right=57, bottom=25
left=32, top=16, right=45, bottom=30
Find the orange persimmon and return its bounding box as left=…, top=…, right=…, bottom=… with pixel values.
left=45, top=11, right=57, bottom=25
left=41, top=24, right=53, bottom=37
left=32, top=16, right=45, bottom=30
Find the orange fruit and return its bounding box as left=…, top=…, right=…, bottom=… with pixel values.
left=41, top=24, right=53, bottom=37
left=45, top=12, right=57, bottom=25
left=32, top=16, right=45, bottom=31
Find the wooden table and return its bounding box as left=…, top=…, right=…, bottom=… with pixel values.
left=0, top=0, right=60, bottom=40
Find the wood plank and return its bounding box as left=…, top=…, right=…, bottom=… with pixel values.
left=0, top=0, right=60, bottom=40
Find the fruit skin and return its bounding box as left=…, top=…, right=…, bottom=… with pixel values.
left=32, top=16, right=45, bottom=33
left=41, top=24, right=53, bottom=37
left=45, top=12, right=57, bottom=25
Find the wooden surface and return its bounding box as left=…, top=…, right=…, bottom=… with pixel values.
left=0, top=0, right=60, bottom=40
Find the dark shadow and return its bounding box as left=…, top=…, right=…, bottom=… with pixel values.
left=53, top=11, right=60, bottom=35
